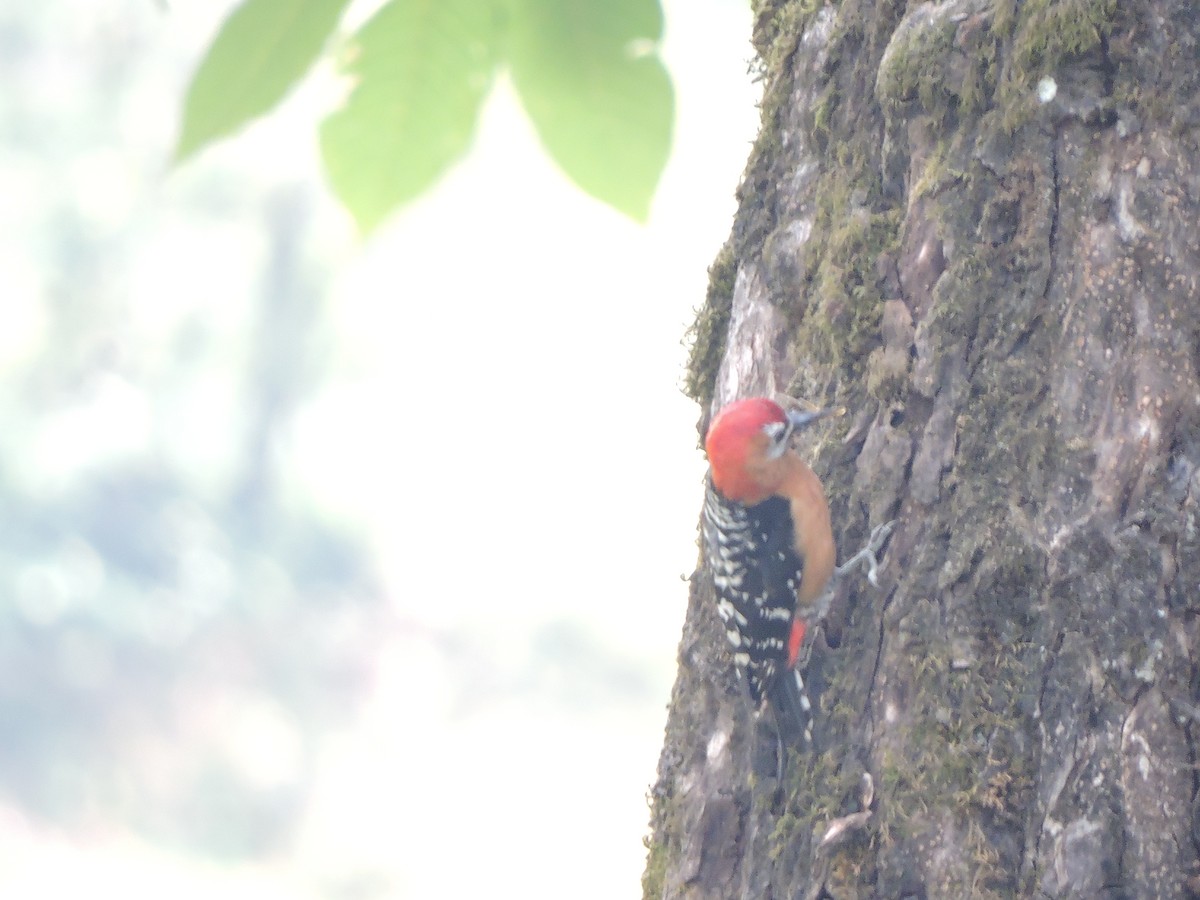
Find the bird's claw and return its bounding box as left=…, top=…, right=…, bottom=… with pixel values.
left=864, top=520, right=895, bottom=586
left=836, top=519, right=896, bottom=586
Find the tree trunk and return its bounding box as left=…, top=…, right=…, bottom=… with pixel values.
left=645, top=1, right=1200, bottom=897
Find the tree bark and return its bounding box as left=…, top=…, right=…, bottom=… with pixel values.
left=646, top=1, right=1200, bottom=897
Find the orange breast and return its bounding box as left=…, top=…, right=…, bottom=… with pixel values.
left=782, top=458, right=835, bottom=605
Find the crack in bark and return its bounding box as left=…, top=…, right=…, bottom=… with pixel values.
left=1045, top=132, right=1061, bottom=307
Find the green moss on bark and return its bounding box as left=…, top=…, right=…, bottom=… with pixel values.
left=683, top=241, right=738, bottom=410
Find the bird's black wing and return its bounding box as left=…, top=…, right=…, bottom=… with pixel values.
left=702, top=482, right=806, bottom=703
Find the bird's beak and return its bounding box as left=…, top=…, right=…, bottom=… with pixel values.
left=786, top=406, right=845, bottom=430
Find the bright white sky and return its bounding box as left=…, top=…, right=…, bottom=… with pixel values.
left=0, top=1, right=759, bottom=896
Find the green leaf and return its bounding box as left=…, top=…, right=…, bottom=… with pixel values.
left=507, top=0, right=674, bottom=222
left=320, top=0, right=502, bottom=233
left=176, top=0, right=353, bottom=162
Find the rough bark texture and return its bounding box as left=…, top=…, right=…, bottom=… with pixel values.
left=647, top=1, right=1200, bottom=897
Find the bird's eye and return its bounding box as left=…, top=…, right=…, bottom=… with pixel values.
left=763, top=421, right=792, bottom=457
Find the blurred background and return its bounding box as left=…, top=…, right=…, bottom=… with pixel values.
left=0, top=1, right=757, bottom=896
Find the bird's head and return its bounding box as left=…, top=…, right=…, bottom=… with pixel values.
left=705, top=397, right=839, bottom=504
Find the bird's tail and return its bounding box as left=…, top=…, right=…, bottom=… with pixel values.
left=767, top=667, right=813, bottom=746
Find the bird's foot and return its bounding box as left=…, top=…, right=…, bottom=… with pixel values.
left=835, top=520, right=895, bottom=586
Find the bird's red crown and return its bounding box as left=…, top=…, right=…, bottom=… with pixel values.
left=704, top=397, right=788, bottom=503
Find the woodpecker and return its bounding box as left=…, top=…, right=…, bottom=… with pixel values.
left=701, top=396, right=843, bottom=741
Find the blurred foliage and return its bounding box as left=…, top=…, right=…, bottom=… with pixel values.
left=178, top=0, right=675, bottom=231
left=507, top=0, right=673, bottom=223
left=0, top=2, right=384, bottom=860
left=174, top=0, right=353, bottom=163
left=4, top=0, right=679, bottom=879
left=319, top=0, right=501, bottom=232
